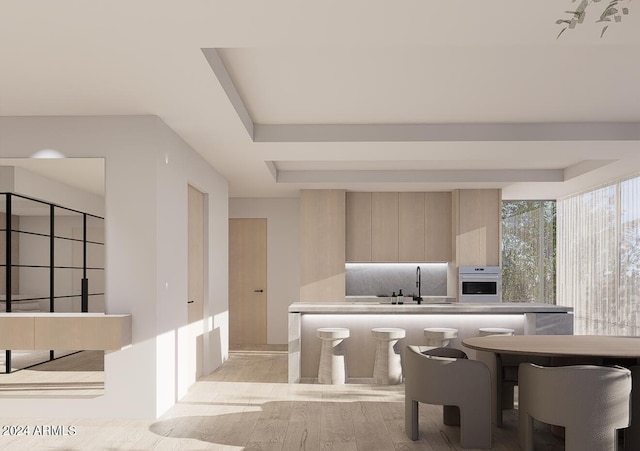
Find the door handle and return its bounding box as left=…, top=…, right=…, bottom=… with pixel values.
left=187, top=300, right=195, bottom=304
left=254, top=289, right=264, bottom=293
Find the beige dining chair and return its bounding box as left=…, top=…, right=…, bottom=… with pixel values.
left=404, top=345, right=492, bottom=449
left=475, top=350, right=552, bottom=426
left=627, top=366, right=640, bottom=449
left=518, top=363, right=631, bottom=451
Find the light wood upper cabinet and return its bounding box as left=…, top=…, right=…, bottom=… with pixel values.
left=346, top=192, right=372, bottom=262
left=425, top=192, right=452, bottom=262
left=345, top=191, right=455, bottom=263
left=399, top=192, right=425, bottom=262
left=454, top=189, right=501, bottom=266
left=371, top=192, right=399, bottom=262
left=299, top=189, right=346, bottom=301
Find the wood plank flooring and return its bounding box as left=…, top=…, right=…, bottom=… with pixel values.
left=0, top=350, right=104, bottom=398
left=0, top=349, right=568, bottom=450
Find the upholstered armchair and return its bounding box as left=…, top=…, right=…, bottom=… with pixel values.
left=404, top=345, right=492, bottom=449
left=518, top=363, right=631, bottom=451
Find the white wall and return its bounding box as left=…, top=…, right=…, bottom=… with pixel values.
left=0, top=165, right=105, bottom=217
left=154, top=122, right=229, bottom=411
left=229, top=198, right=299, bottom=344
left=0, top=116, right=229, bottom=419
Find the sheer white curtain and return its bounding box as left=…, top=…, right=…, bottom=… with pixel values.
left=557, top=174, right=640, bottom=335
left=619, top=177, right=640, bottom=335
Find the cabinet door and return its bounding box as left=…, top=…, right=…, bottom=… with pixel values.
left=425, top=192, right=452, bottom=262
left=399, top=192, right=425, bottom=262
left=371, top=192, right=399, bottom=262
left=300, top=190, right=346, bottom=301
left=456, top=189, right=501, bottom=266
left=346, top=192, right=372, bottom=262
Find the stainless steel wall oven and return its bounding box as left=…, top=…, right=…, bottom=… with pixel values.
left=458, top=266, right=500, bottom=303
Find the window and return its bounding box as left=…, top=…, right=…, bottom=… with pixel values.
left=502, top=201, right=556, bottom=303
left=558, top=174, right=640, bottom=335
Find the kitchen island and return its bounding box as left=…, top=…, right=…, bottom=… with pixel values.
left=288, top=301, right=573, bottom=383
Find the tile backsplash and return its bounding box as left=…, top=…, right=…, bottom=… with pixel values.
left=345, top=263, right=448, bottom=297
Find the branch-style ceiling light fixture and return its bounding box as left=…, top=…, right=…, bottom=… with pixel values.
left=556, top=0, right=631, bottom=38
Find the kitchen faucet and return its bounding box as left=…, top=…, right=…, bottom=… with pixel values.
left=414, top=266, right=422, bottom=304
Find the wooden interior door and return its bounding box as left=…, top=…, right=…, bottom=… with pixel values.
left=229, top=218, right=267, bottom=348
left=188, top=185, right=205, bottom=377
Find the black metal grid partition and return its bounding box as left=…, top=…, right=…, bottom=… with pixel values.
left=0, top=193, right=105, bottom=373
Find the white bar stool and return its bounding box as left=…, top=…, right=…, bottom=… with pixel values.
left=316, top=327, right=350, bottom=384
left=423, top=327, right=458, bottom=347
left=371, top=327, right=406, bottom=385
left=478, top=327, right=515, bottom=337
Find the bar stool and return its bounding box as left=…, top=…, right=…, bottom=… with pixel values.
left=423, top=327, right=458, bottom=347
left=478, top=327, right=515, bottom=337
left=371, top=327, right=406, bottom=385
left=316, top=327, right=350, bottom=384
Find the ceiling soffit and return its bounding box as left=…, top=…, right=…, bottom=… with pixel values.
left=204, top=48, right=640, bottom=144
left=204, top=48, right=634, bottom=186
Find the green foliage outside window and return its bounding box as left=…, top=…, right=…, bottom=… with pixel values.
left=502, top=201, right=556, bottom=303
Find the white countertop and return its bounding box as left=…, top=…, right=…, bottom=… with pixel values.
left=347, top=295, right=454, bottom=302
left=289, top=301, right=573, bottom=314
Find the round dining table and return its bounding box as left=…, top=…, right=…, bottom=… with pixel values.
left=463, top=334, right=640, bottom=359
left=462, top=334, right=640, bottom=449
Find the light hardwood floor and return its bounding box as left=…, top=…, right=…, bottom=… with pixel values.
left=0, top=350, right=104, bottom=398
left=0, top=349, right=567, bottom=450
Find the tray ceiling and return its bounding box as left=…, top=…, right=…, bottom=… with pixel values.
left=1, top=1, right=639, bottom=198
